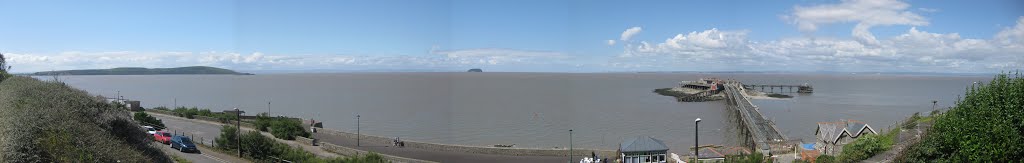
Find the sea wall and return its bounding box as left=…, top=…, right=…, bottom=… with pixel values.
left=316, top=127, right=618, bottom=158
left=320, top=142, right=435, bottom=163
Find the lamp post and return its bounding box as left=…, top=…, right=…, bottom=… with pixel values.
left=695, top=118, right=701, bottom=162
left=569, top=129, right=573, bottom=163
left=357, top=115, right=361, bottom=147
left=268, top=100, right=272, bottom=116
left=235, top=108, right=241, bottom=157
left=932, top=100, right=938, bottom=111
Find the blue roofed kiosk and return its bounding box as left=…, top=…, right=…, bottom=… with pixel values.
left=619, top=136, right=670, bottom=163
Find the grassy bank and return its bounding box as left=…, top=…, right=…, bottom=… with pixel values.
left=898, top=72, right=1024, bottom=162
left=0, top=76, right=171, bottom=162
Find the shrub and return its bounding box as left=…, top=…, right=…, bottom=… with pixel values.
left=270, top=117, right=310, bottom=140
left=902, top=112, right=920, bottom=129
left=214, top=125, right=239, bottom=150
left=901, top=72, right=1024, bottom=162
left=133, top=111, right=166, bottom=130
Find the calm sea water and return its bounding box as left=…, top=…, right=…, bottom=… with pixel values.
left=46, top=73, right=987, bottom=154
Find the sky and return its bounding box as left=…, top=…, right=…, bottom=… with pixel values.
left=0, top=0, right=1022, bottom=73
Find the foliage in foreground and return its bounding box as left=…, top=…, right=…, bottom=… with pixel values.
left=0, top=77, right=171, bottom=162
left=900, top=72, right=1024, bottom=162
left=837, top=132, right=895, bottom=162
left=216, top=126, right=384, bottom=163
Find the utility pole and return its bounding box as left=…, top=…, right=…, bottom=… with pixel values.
left=357, top=115, right=361, bottom=147
left=268, top=100, right=271, bottom=116
left=174, top=98, right=177, bottom=108
left=235, top=108, right=241, bottom=157
left=569, top=129, right=574, bottom=163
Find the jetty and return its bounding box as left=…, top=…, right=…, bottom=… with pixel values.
left=723, top=80, right=794, bottom=156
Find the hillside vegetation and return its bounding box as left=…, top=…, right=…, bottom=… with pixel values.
left=899, top=72, right=1024, bottom=162
left=0, top=76, right=171, bottom=162
left=33, top=66, right=252, bottom=75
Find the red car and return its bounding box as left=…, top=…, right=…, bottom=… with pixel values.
left=154, top=131, right=173, bottom=144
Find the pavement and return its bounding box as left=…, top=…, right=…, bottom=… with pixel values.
left=149, top=112, right=577, bottom=163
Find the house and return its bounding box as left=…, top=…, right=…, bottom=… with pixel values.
left=814, top=120, right=877, bottom=155
left=619, top=136, right=670, bottom=163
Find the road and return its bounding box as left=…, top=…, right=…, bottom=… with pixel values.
left=151, top=113, right=577, bottom=163
left=153, top=141, right=248, bottom=163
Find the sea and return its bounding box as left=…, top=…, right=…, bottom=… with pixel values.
left=42, top=72, right=989, bottom=154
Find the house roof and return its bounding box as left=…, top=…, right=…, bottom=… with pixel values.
left=816, top=120, right=877, bottom=144
left=620, top=136, right=669, bottom=152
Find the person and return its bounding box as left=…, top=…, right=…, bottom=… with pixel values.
left=393, top=137, right=399, bottom=146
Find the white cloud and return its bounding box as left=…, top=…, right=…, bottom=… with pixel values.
left=787, top=0, right=928, bottom=45
left=617, top=18, right=1024, bottom=73
left=620, top=27, right=643, bottom=41
left=918, top=8, right=939, bottom=13
left=607, top=40, right=617, bottom=46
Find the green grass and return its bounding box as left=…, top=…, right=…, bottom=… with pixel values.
left=0, top=76, right=172, bottom=162
left=170, top=155, right=193, bottom=163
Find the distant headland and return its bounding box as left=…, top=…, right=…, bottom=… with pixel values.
left=32, top=66, right=253, bottom=75
left=467, top=68, right=483, bottom=72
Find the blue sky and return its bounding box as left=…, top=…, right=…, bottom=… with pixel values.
left=1, top=0, right=1022, bottom=73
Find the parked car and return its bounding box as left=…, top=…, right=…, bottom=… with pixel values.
left=143, top=126, right=157, bottom=135
left=170, top=135, right=199, bottom=153
left=153, top=131, right=172, bottom=144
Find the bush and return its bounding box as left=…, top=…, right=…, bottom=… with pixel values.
left=0, top=77, right=171, bottom=162
left=253, top=113, right=309, bottom=140
left=133, top=111, right=166, bottom=130
left=902, top=112, right=920, bottom=129
left=901, top=72, right=1024, bottom=162
left=270, top=117, right=310, bottom=140
left=214, top=125, right=239, bottom=150
left=815, top=155, right=836, bottom=163
left=169, top=107, right=237, bottom=122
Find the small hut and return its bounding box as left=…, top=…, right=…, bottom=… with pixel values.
left=619, top=136, right=669, bottom=163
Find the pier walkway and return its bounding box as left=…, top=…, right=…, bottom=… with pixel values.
left=723, top=81, right=789, bottom=155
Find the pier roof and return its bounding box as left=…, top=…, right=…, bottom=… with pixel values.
left=620, top=136, right=669, bottom=152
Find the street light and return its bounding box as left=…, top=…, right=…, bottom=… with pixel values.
left=569, top=129, right=574, bottom=163
left=357, top=115, right=361, bottom=147
left=695, top=118, right=701, bottom=162
left=235, top=108, right=241, bottom=157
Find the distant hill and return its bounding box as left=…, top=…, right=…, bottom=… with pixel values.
left=33, top=66, right=253, bottom=75
left=467, top=68, right=483, bottom=72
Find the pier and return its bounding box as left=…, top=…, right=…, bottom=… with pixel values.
left=723, top=81, right=792, bottom=156
left=744, top=84, right=813, bottom=93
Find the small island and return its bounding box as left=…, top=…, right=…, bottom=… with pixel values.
left=467, top=68, right=483, bottom=72
left=33, top=66, right=253, bottom=75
